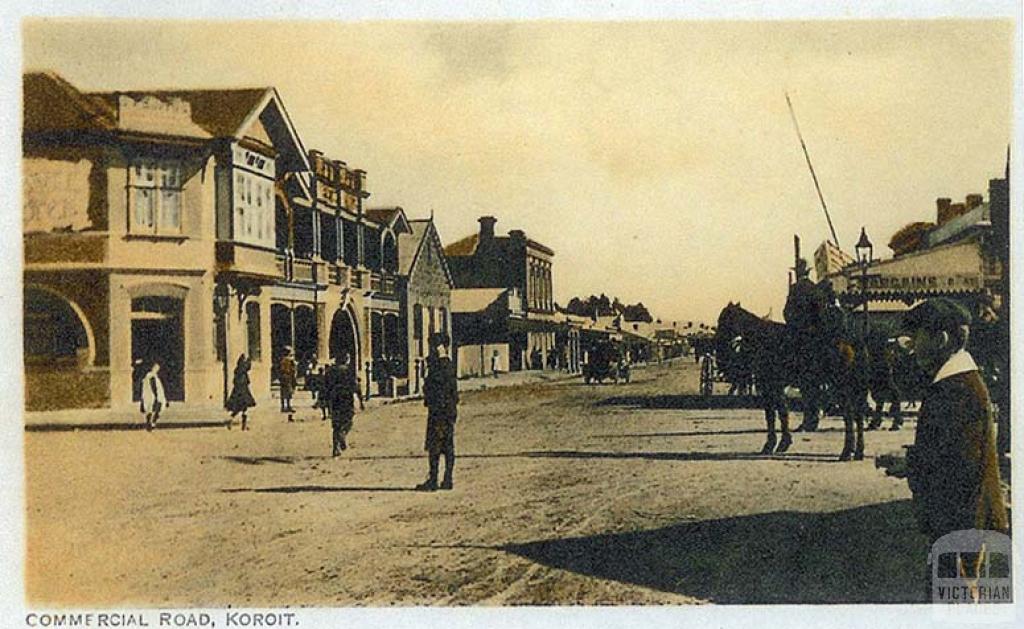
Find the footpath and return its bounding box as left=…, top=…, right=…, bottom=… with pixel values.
left=23, top=368, right=579, bottom=431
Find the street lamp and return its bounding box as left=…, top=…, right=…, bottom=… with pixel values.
left=214, top=281, right=231, bottom=405
left=855, top=227, right=874, bottom=334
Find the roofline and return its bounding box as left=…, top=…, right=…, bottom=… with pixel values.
left=406, top=220, right=454, bottom=287
left=234, top=87, right=311, bottom=173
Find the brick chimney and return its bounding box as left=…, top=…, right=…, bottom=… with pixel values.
left=965, top=193, right=983, bottom=210
left=508, top=229, right=527, bottom=244
left=936, top=197, right=953, bottom=224
left=478, top=216, right=497, bottom=241
left=950, top=202, right=966, bottom=219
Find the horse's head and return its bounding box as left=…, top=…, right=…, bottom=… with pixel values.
left=784, top=278, right=845, bottom=335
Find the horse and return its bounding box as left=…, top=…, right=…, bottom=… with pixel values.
left=715, top=302, right=801, bottom=455
left=783, top=279, right=876, bottom=461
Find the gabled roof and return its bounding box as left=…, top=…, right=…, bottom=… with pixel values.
left=88, top=87, right=268, bottom=138
left=365, top=207, right=412, bottom=234
left=24, top=72, right=117, bottom=134
left=400, top=219, right=453, bottom=286
left=88, top=85, right=310, bottom=172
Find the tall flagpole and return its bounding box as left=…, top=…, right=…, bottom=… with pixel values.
left=786, top=92, right=841, bottom=248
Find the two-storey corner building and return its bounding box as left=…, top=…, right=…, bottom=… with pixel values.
left=23, top=72, right=310, bottom=412
left=397, top=217, right=454, bottom=394
left=444, top=216, right=571, bottom=372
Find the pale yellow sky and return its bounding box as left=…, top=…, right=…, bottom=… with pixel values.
left=22, top=19, right=1014, bottom=323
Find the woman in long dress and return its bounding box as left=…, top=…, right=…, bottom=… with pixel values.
left=226, top=354, right=257, bottom=430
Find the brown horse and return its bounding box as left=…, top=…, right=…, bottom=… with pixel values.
left=715, top=303, right=799, bottom=455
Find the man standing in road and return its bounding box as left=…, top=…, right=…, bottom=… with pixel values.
left=325, top=353, right=364, bottom=456
left=418, top=339, right=459, bottom=491
left=278, top=348, right=297, bottom=416
left=902, top=298, right=1008, bottom=598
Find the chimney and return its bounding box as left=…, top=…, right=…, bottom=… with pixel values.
left=936, top=197, right=953, bottom=224
left=478, top=216, right=497, bottom=241
left=950, top=202, right=966, bottom=219
left=965, top=193, right=983, bottom=210
left=509, top=229, right=526, bottom=242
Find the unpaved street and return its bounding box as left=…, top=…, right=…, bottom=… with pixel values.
left=26, top=362, right=927, bottom=606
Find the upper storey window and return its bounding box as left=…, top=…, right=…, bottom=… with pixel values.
left=231, top=145, right=276, bottom=249
left=129, top=160, right=182, bottom=235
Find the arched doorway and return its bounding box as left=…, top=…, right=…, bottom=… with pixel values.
left=294, top=306, right=317, bottom=364
left=329, top=307, right=358, bottom=371
left=130, top=295, right=185, bottom=401
left=270, top=303, right=292, bottom=382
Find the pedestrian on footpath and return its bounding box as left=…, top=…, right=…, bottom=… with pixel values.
left=278, top=348, right=297, bottom=416
left=325, top=353, right=363, bottom=456
left=139, top=362, right=167, bottom=432
left=226, top=354, right=257, bottom=431
left=490, top=350, right=500, bottom=378
left=902, top=298, right=1008, bottom=599
left=417, top=341, right=459, bottom=491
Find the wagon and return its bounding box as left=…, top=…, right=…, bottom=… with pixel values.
left=582, top=342, right=620, bottom=385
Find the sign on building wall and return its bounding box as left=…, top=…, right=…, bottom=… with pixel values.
left=864, top=273, right=985, bottom=293
left=23, top=157, right=93, bottom=233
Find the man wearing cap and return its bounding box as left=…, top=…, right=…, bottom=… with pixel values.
left=902, top=298, right=1008, bottom=596
left=417, top=338, right=459, bottom=491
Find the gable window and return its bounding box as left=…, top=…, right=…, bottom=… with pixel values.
left=129, top=160, right=183, bottom=235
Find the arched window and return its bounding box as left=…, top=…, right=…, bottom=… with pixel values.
left=382, top=231, right=398, bottom=273
left=24, top=287, right=91, bottom=367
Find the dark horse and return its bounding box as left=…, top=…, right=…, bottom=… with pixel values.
left=783, top=279, right=875, bottom=461
left=715, top=303, right=800, bottom=455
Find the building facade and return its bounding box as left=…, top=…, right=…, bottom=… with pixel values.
left=445, top=216, right=574, bottom=372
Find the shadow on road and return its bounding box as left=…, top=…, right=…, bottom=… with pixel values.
left=524, top=449, right=843, bottom=463
left=500, top=499, right=928, bottom=603
left=591, top=428, right=844, bottom=439
left=26, top=421, right=229, bottom=433
left=221, top=485, right=419, bottom=493
left=596, top=394, right=818, bottom=411
left=243, top=449, right=845, bottom=464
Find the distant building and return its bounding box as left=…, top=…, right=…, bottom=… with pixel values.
left=445, top=216, right=578, bottom=372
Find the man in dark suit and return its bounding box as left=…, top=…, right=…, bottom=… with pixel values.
left=325, top=352, right=363, bottom=456
left=417, top=338, right=459, bottom=491
left=902, top=298, right=1009, bottom=598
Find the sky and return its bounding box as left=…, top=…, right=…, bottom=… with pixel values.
left=21, top=19, right=1014, bottom=324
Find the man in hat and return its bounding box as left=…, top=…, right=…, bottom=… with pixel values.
left=278, top=348, right=297, bottom=416
left=324, top=352, right=363, bottom=456
left=418, top=338, right=459, bottom=491
left=902, top=298, right=1008, bottom=596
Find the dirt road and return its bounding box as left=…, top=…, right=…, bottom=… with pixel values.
left=25, top=361, right=926, bottom=606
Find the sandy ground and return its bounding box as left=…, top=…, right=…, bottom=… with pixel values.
left=25, top=361, right=928, bottom=606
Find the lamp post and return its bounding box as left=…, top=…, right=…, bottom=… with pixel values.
left=214, top=281, right=231, bottom=405
left=855, top=227, right=874, bottom=336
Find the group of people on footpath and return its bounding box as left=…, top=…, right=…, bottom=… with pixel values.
left=137, top=332, right=461, bottom=491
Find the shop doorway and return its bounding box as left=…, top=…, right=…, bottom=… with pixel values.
left=131, top=296, right=185, bottom=401
left=329, top=307, right=359, bottom=371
